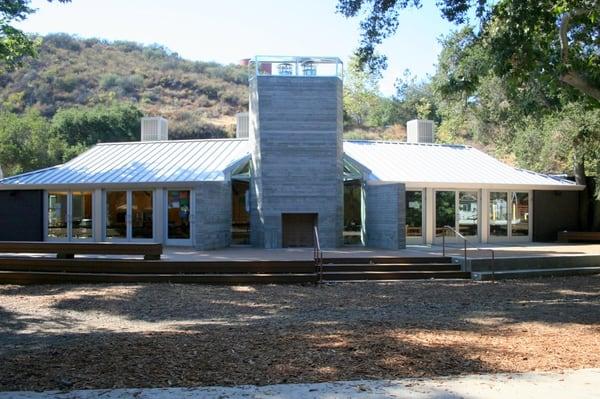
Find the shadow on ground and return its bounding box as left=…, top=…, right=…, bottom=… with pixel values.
left=0, top=275, right=599, bottom=391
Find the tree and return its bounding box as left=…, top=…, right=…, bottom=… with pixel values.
left=343, top=56, right=383, bottom=126
left=51, top=103, right=143, bottom=147
left=0, top=0, right=70, bottom=70
left=0, top=109, right=62, bottom=175
left=337, top=0, right=600, bottom=102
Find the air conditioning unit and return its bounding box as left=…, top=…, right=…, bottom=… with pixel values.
left=236, top=112, right=249, bottom=138
left=141, top=117, right=168, bottom=141
left=407, top=119, right=435, bottom=143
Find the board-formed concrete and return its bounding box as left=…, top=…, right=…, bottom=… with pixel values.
left=194, top=182, right=231, bottom=250
left=250, top=76, right=343, bottom=248
left=364, top=182, right=407, bottom=249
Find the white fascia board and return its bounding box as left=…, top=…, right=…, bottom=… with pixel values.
left=401, top=181, right=585, bottom=191
left=0, top=181, right=209, bottom=191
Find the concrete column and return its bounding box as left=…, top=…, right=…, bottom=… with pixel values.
left=93, top=189, right=103, bottom=241
left=481, top=189, right=489, bottom=243
left=154, top=188, right=164, bottom=244
left=425, top=187, right=434, bottom=244
left=194, top=181, right=232, bottom=250
left=364, top=182, right=406, bottom=249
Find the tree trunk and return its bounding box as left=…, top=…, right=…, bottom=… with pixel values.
left=573, top=140, right=589, bottom=230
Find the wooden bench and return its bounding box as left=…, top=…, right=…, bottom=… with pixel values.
left=0, top=242, right=162, bottom=260
left=557, top=231, right=600, bottom=243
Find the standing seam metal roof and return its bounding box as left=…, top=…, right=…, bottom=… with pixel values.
left=343, top=140, right=579, bottom=188
left=0, top=139, right=250, bottom=186
left=0, top=138, right=580, bottom=189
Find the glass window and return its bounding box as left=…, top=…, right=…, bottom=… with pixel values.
left=406, top=191, right=423, bottom=237
left=106, top=191, right=127, bottom=239
left=489, top=192, right=508, bottom=237
left=343, top=181, right=362, bottom=245
left=458, top=191, right=478, bottom=236
left=168, top=190, right=190, bottom=240
left=511, top=192, right=529, bottom=237
left=72, top=192, right=93, bottom=239
left=436, top=191, right=456, bottom=237
left=132, top=191, right=153, bottom=239
left=47, top=192, right=68, bottom=238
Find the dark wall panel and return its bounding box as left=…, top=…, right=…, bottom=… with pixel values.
left=533, top=190, right=580, bottom=242
left=0, top=190, right=44, bottom=241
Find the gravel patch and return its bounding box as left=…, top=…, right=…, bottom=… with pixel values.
left=0, top=276, right=599, bottom=391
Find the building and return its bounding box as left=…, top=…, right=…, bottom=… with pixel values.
left=0, top=56, right=584, bottom=249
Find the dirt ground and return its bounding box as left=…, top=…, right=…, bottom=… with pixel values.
left=1, top=276, right=599, bottom=391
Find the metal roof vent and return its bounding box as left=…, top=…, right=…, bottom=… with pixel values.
left=407, top=119, right=435, bottom=143
left=278, top=62, right=293, bottom=76
left=235, top=112, right=249, bottom=138
left=141, top=117, right=168, bottom=141
left=302, top=61, right=316, bottom=76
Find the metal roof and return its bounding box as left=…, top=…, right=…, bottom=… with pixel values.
left=343, top=141, right=583, bottom=190
left=0, top=138, right=582, bottom=190
left=0, top=139, right=250, bottom=188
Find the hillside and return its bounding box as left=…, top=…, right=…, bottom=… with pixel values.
left=0, top=34, right=249, bottom=139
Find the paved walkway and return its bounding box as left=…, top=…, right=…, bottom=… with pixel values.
left=1, top=369, right=598, bottom=398
left=2, top=243, right=599, bottom=261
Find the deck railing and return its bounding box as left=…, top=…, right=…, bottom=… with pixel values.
left=441, top=225, right=496, bottom=281
left=313, top=225, right=324, bottom=283
left=249, top=56, right=343, bottom=79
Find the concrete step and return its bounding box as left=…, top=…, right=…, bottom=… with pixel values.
left=322, top=256, right=454, bottom=265
left=0, top=270, right=318, bottom=285
left=0, top=257, right=315, bottom=274
left=322, top=263, right=461, bottom=272
left=472, top=267, right=600, bottom=281
left=322, top=270, right=471, bottom=281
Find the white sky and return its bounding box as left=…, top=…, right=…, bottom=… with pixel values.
left=16, top=0, right=456, bottom=96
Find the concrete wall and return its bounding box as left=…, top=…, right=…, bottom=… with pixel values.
left=0, top=190, right=44, bottom=241
left=364, top=182, right=406, bottom=249
left=533, top=190, right=580, bottom=242
left=194, top=182, right=231, bottom=250
left=250, top=76, right=343, bottom=248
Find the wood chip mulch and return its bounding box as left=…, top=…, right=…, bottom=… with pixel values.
left=0, top=276, right=599, bottom=391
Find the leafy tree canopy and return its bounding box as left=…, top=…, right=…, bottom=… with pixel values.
left=0, top=0, right=70, bottom=70
left=337, top=0, right=600, bottom=102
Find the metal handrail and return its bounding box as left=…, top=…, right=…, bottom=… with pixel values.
left=313, top=225, right=324, bottom=283
left=441, top=225, right=496, bottom=281
left=441, top=225, right=468, bottom=268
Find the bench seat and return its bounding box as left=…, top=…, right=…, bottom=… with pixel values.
left=0, top=242, right=162, bottom=260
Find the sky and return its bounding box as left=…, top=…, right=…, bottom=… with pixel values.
left=16, top=0, right=457, bottom=96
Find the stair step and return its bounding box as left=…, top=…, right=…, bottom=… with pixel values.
left=322, top=270, right=471, bottom=280
left=322, top=263, right=460, bottom=272
left=0, top=270, right=318, bottom=285
left=322, top=257, right=454, bottom=265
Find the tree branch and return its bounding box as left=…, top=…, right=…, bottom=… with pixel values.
left=560, top=71, right=600, bottom=102
left=558, top=8, right=600, bottom=101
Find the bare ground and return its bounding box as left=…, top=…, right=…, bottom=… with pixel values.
left=0, top=276, right=599, bottom=391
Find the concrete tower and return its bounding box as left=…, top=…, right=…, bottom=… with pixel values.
left=249, top=56, right=344, bottom=248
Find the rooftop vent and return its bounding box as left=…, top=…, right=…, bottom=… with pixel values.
left=236, top=112, right=249, bottom=138
left=141, top=117, right=168, bottom=141
left=407, top=119, right=435, bottom=144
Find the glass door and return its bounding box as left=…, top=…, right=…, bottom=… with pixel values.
left=47, top=191, right=93, bottom=241
left=435, top=190, right=480, bottom=241
left=105, top=190, right=154, bottom=241
left=489, top=191, right=530, bottom=241
left=47, top=192, right=69, bottom=240
left=166, top=190, right=192, bottom=245
left=132, top=191, right=153, bottom=239
left=435, top=191, right=456, bottom=238
left=406, top=190, right=424, bottom=243
left=71, top=192, right=93, bottom=240
left=106, top=191, right=127, bottom=240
